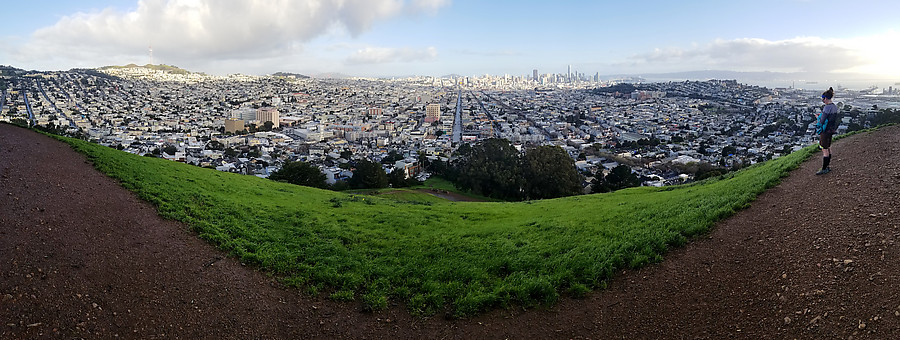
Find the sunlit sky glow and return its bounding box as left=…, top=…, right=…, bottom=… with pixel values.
left=2, top=0, right=899, bottom=80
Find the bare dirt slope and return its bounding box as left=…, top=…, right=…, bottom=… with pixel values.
left=2, top=123, right=899, bottom=339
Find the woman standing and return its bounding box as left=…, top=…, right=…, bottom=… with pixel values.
left=814, top=87, right=838, bottom=175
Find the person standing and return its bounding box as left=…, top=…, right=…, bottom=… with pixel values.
left=814, top=87, right=838, bottom=175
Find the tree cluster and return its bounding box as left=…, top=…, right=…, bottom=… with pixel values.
left=590, top=164, right=641, bottom=193
left=617, top=137, right=660, bottom=149
left=872, top=108, right=900, bottom=126
left=452, top=138, right=582, bottom=201
left=348, top=159, right=389, bottom=189
left=269, top=161, right=328, bottom=189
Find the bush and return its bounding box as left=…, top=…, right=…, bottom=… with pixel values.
left=269, top=161, right=327, bottom=189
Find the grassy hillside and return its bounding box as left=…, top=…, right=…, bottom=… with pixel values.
left=54, top=135, right=818, bottom=317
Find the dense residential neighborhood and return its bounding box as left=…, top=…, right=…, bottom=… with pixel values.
left=1, top=64, right=897, bottom=192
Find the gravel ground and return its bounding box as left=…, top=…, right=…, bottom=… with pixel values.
left=2, top=123, right=898, bottom=339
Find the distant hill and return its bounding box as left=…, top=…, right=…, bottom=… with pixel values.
left=602, top=70, right=892, bottom=89
left=312, top=72, right=351, bottom=79
left=0, top=65, right=25, bottom=77
left=98, top=64, right=196, bottom=75
left=272, top=72, right=310, bottom=79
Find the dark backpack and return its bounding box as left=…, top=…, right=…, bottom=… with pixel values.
left=824, top=109, right=840, bottom=134
left=817, top=104, right=839, bottom=134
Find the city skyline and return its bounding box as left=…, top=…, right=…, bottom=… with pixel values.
left=2, top=0, right=899, bottom=80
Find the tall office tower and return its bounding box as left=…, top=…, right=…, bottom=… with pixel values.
left=425, top=103, right=441, bottom=123
left=231, top=107, right=257, bottom=123
left=256, top=107, right=280, bottom=128
left=533, top=69, right=538, bottom=81
left=224, top=118, right=244, bottom=133
left=567, top=65, right=571, bottom=82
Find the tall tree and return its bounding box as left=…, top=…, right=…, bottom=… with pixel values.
left=269, top=161, right=327, bottom=189
left=592, top=164, right=640, bottom=193
left=349, top=159, right=389, bottom=189
left=455, top=138, right=523, bottom=200
left=522, top=145, right=582, bottom=199
left=163, top=145, right=177, bottom=155
left=389, top=168, right=414, bottom=188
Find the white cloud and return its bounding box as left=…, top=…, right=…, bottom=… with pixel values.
left=458, top=49, right=522, bottom=57
left=10, top=0, right=449, bottom=72
left=346, top=46, right=437, bottom=64
left=840, top=30, right=900, bottom=78
left=619, top=36, right=880, bottom=75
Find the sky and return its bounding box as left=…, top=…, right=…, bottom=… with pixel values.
left=2, top=0, right=899, bottom=80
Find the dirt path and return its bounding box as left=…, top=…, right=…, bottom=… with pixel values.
left=415, top=188, right=485, bottom=202
left=2, top=123, right=899, bottom=339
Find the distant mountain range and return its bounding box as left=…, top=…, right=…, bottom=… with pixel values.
left=310, top=72, right=352, bottom=79
left=6, top=63, right=894, bottom=89
left=99, top=64, right=198, bottom=75
left=603, top=70, right=892, bottom=87
left=271, top=72, right=310, bottom=79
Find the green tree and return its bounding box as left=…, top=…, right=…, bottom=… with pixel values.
left=455, top=138, right=523, bottom=200
left=269, top=161, right=327, bottom=189
left=381, top=150, right=404, bottom=164
left=722, top=145, right=737, bottom=157
left=208, top=140, right=225, bottom=151
left=349, top=159, right=389, bottom=189
left=592, top=164, right=640, bottom=193
left=163, top=145, right=177, bottom=155
left=224, top=147, right=238, bottom=158
left=872, top=108, right=900, bottom=126
left=262, top=121, right=274, bottom=131
left=340, top=150, right=353, bottom=160
left=389, top=168, right=411, bottom=188
left=521, top=145, right=582, bottom=199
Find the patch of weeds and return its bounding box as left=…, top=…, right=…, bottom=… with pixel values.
left=361, top=292, right=388, bottom=312
left=330, top=290, right=355, bottom=301
left=567, top=283, right=590, bottom=298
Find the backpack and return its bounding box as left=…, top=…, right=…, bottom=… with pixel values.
left=825, top=112, right=839, bottom=134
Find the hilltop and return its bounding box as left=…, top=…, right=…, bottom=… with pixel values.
left=1, top=123, right=898, bottom=338
left=271, top=72, right=310, bottom=79
left=99, top=64, right=196, bottom=75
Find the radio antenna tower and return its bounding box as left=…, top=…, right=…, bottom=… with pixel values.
left=149, top=45, right=154, bottom=65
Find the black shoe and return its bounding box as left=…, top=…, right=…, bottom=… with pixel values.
left=815, top=168, right=831, bottom=175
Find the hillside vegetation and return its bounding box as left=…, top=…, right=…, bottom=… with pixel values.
left=54, top=135, right=818, bottom=317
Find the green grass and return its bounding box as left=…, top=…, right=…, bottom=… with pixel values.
left=375, top=190, right=448, bottom=204
left=53, top=134, right=820, bottom=317
left=350, top=188, right=450, bottom=204
left=417, top=177, right=499, bottom=202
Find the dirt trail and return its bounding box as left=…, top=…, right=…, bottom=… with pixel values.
left=2, top=123, right=899, bottom=339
